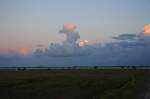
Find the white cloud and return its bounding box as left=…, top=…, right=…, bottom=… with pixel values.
left=1, top=24, right=150, bottom=66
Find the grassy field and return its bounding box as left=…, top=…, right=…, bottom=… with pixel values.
left=0, top=69, right=149, bottom=99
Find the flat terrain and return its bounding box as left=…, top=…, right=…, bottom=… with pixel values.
left=0, top=69, right=149, bottom=99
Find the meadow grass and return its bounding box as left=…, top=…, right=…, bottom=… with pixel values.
left=0, top=69, right=148, bottom=99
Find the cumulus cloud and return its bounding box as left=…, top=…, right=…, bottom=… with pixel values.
left=44, top=23, right=89, bottom=57
left=112, top=32, right=150, bottom=48
left=33, top=23, right=150, bottom=66
left=143, top=24, right=150, bottom=36
left=60, top=23, right=77, bottom=33
left=0, top=24, right=150, bottom=66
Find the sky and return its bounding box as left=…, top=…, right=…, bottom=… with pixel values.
left=0, top=0, right=150, bottom=66
left=0, top=0, right=150, bottom=53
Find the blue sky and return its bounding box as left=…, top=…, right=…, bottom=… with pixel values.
left=0, top=0, right=150, bottom=53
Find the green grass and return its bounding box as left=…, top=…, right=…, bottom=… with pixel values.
left=0, top=69, right=148, bottom=99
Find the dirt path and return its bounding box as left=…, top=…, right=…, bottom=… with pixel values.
left=137, top=70, right=150, bottom=99
left=135, top=70, right=150, bottom=99
left=144, top=72, right=150, bottom=99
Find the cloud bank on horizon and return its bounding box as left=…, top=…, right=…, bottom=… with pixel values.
left=0, top=24, right=150, bottom=66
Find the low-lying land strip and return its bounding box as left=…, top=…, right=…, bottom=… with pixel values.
left=0, top=69, right=149, bottom=99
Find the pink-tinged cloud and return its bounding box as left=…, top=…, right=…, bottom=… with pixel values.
left=18, top=48, right=31, bottom=56
left=143, top=24, right=150, bottom=36
left=79, top=40, right=88, bottom=47
left=0, top=47, right=17, bottom=55
left=62, top=23, right=77, bottom=32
